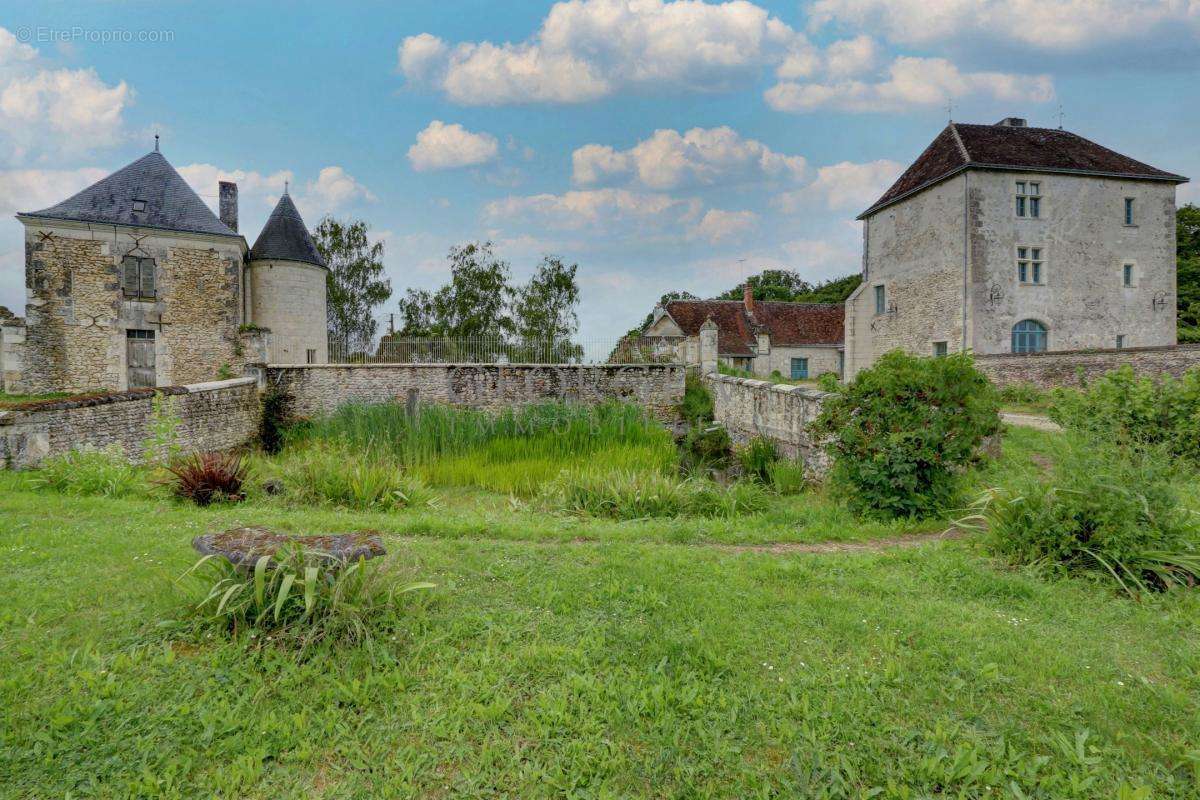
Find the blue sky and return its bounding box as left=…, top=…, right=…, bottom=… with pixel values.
left=1, top=0, right=1197, bottom=343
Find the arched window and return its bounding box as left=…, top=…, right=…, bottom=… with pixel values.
left=1012, top=319, right=1047, bottom=353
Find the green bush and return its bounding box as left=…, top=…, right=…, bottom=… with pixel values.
left=680, top=423, right=733, bottom=473
left=997, top=381, right=1047, bottom=408
left=812, top=350, right=1001, bottom=519
left=1049, top=365, right=1200, bottom=463
left=816, top=372, right=840, bottom=392
left=32, top=445, right=144, bottom=498
left=677, top=372, right=714, bottom=425
left=541, top=469, right=768, bottom=519
left=256, top=446, right=434, bottom=511
left=738, top=436, right=777, bottom=484
left=182, top=546, right=434, bottom=647
left=968, top=439, right=1200, bottom=596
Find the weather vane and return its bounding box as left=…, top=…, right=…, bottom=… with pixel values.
left=946, top=98, right=954, bottom=123
left=1057, top=104, right=1065, bottom=129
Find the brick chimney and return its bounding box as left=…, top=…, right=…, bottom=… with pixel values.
left=219, top=181, right=238, bottom=232
left=743, top=283, right=755, bottom=315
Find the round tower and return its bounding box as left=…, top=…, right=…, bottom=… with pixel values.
left=246, top=191, right=328, bottom=364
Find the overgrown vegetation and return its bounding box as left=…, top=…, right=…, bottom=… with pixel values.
left=814, top=350, right=1001, bottom=519
left=252, top=445, right=435, bottom=511
left=677, top=371, right=714, bottom=425
left=969, top=437, right=1200, bottom=596
left=183, top=546, right=434, bottom=647
left=997, top=380, right=1049, bottom=411
left=1049, top=365, right=1200, bottom=463
left=541, top=468, right=768, bottom=519
left=31, top=444, right=143, bottom=498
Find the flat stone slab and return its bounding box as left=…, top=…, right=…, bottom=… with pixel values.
left=193, top=526, right=386, bottom=568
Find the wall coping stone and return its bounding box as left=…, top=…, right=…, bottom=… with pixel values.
left=0, top=377, right=255, bottom=421
left=707, top=371, right=830, bottom=400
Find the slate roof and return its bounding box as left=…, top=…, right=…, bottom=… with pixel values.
left=20, top=151, right=239, bottom=238
left=249, top=193, right=327, bottom=268
left=860, top=121, right=1189, bottom=219
left=663, top=299, right=844, bottom=356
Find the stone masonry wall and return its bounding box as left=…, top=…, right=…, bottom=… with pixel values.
left=266, top=363, right=686, bottom=421
left=0, top=377, right=260, bottom=469
left=705, top=372, right=830, bottom=476
left=977, top=344, right=1200, bottom=389
left=20, top=222, right=243, bottom=393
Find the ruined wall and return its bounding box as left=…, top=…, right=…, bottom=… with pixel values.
left=0, top=377, right=259, bottom=469
left=968, top=172, right=1177, bottom=354
left=0, top=311, right=25, bottom=394
left=977, top=344, right=1200, bottom=389
left=19, top=221, right=243, bottom=393
left=266, top=363, right=686, bottom=420
left=705, top=373, right=830, bottom=476
left=249, top=259, right=328, bottom=364
left=846, top=174, right=967, bottom=379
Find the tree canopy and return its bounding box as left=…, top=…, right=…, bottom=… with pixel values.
left=1178, top=204, right=1200, bottom=342
left=718, top=270, right=862, bottom=304
left=314, top=217, right=391, bottom=354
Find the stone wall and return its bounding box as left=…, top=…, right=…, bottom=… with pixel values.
left=266, top=363, right=686, bottom=420
left=705, top=373, right=830, bottom=476
left=0, top=377, right=259, bottom=469
left=0, top=314, right=25, bottom=394
left=977, top=344, right=1200, bottom=389
left=19, top=221, right=244, bottom=393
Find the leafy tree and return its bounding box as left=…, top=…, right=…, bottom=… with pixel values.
left=314, top=217, right=391, bottom=354
left=1177, top=204, right=1200, bottom=341
left=719, top=271, right=862, bottom=304
left=396, top=242, right=514, bottom=338
left=512, top=256, right=582, bottom=361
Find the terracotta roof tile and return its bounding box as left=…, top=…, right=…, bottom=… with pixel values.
left=663, top=299, right=843, bottom=355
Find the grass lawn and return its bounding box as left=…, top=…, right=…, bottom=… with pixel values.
left=2, top=426, right=1199, bottom=797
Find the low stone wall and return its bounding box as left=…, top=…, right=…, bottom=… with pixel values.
left=976, top=344, right=1200, bottom=389
left=0, top=377, right=260, bottom=469
left=705, top=373, right=830, bottom=476
left=265, top=363, right=686, bottom=420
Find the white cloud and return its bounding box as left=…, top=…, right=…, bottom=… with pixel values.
left=572, top=126, right=807, bottom=189
left=765, top=56, right=1054, bottom=113
left=484, top=187, right=701, bottom=232
left=774, top=159, right=904, bottom=211
left=0, top=166, right=108, bottom=216
left=397, top=0, right=801, bottom=104
left=301, top=166, right=376, bottom=212
left=179, top=164, right=373, bottom=230
left=823, top=35, right=879, bottom=78
left=807, top=0, right=1200, bottom=51
left=0, top=27, right=132, bottom=163
left=407, top=120, right=500, bottom=171
left=178, top=163, right=293, bottom=208
left=688, top=208, right=758, bottom=243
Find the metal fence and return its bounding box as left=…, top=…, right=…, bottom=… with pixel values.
left=270, top=336, right=682, bottom=366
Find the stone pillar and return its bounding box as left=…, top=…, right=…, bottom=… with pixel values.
left=0, top=317, right=27, bottom=394
left=239, top=327, right=271, bottom=369
left=699, top=316, right=718, bottom=376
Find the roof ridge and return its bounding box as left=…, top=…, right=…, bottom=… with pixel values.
left=948, top=123, right=971, bottom=164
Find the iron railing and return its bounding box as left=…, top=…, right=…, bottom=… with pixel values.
left=268, top=335, right=684, bottom=366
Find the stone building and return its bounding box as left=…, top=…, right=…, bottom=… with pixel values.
left=3, top=145, right=328, bottom=394
left=844, top=117, right=1189, bottom=379
left=642, top=286, right=845, bottom=379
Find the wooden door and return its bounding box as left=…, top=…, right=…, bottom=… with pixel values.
left=126, top=329, right=156, bottom=388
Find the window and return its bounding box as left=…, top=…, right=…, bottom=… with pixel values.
left=1017, top=246, right=1044, bottom=284
left=1012, top=319, right=1048, bottom=353
left=131, top=199, right=147, bottom=213
left=790, top=357, right=809, bottom=380
left=874, top=284, right=886, bottom=315
left=1123, top=263, right=1134, bottom=287
left=933, top=341, right=948, bottom=357
left=306, top=348, right=317, bottom=364
left=121, top=255, right=156, bottom=299
left=1124, top=197, right=1135, bottom=225
left=1016, top=180, right=1041, bottom=218
left=1116, top=335, right=1126, bottom=349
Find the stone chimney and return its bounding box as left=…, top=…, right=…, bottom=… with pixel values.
left=995, top=117, right=1027, bottom=128
left=219, top=181, right=238, bottom=232
left=743, top=283, right=755, bottom=315
left=699, top=316, right=719, bottom=376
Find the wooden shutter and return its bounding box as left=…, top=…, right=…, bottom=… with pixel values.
left=139, top=258, right=156, bottom=297
left=121, top=256, right=140, bottom=295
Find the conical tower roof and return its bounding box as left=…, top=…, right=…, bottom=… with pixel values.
left=249, top=192, right=326, bottom=268
left=22, top=150, right=238, bottom=237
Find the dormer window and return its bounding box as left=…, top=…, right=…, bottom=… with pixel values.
left=131, top=199, right=147, bottom=213
left=1016, top=181, right=1041, bottom=218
